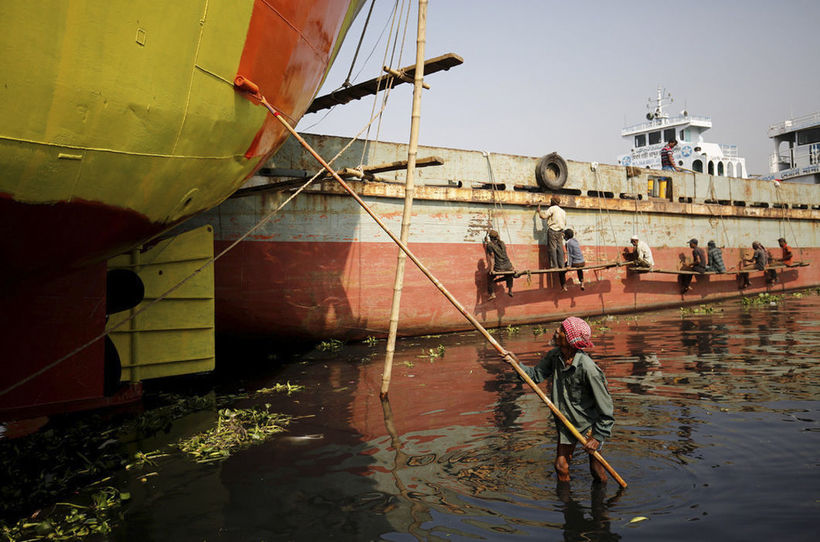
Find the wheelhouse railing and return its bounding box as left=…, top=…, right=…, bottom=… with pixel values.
left=622, top=115, right=711, bottom=135
left=768, top=111, right=820, bottom=137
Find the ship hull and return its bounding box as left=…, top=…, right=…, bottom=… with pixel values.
left=206, top=199, right=820, bottom=342
left=0, top=0, right=361, bottom=277
left=189, top=134, right=820, bottom=342
left=0, top=2, right=362, bottom=420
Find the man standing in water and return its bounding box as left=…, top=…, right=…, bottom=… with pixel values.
left=514, top=317, right=614, bottom=483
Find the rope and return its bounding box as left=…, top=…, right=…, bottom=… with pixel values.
left=705, top=172, right=732, bottom=250
left=483, top=152, right=523, bottom=276
left=301, top=0, right=398, bottom=133
left=342, top=0, right=377, bottom=88
left=0, top=100, right=395, bottom=399
left=773, top=181, right=803, bottom=259
left=483, top=151, right=517, bottom=261
left=359, top=0, right=407, bottom=167
left=593, top=169, right=620, bottom=263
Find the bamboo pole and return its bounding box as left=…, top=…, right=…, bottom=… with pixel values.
left=381, top=0, right=428, bottom=398
left=232, top=78, right=628, bottom=489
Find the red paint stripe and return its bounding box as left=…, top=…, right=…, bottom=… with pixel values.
left=0, top=192, right=162, bottom=280
left=212, top=240, right=820, bottom=341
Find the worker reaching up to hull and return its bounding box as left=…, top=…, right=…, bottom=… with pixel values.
left=484, top=230, right=515, bottom=300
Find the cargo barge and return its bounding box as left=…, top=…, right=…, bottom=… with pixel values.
left=184, top=133, right=819, bottom=341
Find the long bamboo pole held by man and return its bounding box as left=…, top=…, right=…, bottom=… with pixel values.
left=231, top=73, right=628, bottom=490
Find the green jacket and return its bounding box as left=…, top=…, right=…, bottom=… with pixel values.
left=520, top=348, right=614, bottom=442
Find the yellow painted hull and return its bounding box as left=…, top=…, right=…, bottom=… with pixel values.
left=0, top=0, right=362, bottom=419
left=0, top=0, right=361, bottom=274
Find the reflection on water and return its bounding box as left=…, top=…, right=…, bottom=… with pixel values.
left=111, top=295, right=820, bottom=541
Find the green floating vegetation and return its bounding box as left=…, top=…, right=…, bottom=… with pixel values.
left=425, top=344, right=446, bottom=361
left=588, top=319, right=611, bottom=332
left=505, top=325, right=520, bottom=335
left=364, top=336, right=377, bottom=347
left=255, top=382, right=305, bottom=396
left=316, top=338, right=344, bottom=352
left=532, top=325, right=546, bottom=337
left=680, top=304, right=718, bottom=315
left=1, top=382, right=305, bottom=539
left=125, top=450, right=169, bottom=471
left=177, top=406, right=291, bottom=464
left=741, top=292, right=782, bottom=306
left=791, top=286, right=820, bottom=298
left=0, top=486, right=129, bottom=541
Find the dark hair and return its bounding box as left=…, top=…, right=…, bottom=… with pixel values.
left=488, top=230, right=499, bottom=240
left=668, top=139, right=678, bottom=146
left=564, top=228, right=574, bottom=239
left=778, top=237, right=786, bottom=244
left=707, top=240, right=716, bottom=248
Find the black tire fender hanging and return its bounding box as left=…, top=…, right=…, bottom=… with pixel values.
left=535, top=152, right=568, bottom=191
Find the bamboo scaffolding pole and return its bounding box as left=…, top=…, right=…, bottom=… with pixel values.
left=381, top=0, right=428, bottom=398
left=231, top=77, right=628, bottom=489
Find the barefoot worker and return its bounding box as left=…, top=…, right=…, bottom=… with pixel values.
left=515, top=317, right=614, bottom=483
left=483, top=229, right=515, bottom=299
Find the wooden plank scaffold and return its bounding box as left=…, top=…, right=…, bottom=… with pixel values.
left=625, top=261, right=809, bottom=275
left=488, top=261, right=622, bottom=279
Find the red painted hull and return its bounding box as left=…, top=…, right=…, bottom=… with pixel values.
left=212, top=239, right=820, bottom=341
left=0, top=194, right=161, bottom=281
left=0, top=263, right=144, bottom=420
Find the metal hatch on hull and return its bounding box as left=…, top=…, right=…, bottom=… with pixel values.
left=107, top=225, right=215, bottom=381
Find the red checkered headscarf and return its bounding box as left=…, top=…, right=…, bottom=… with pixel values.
left=561, top=317, right=594, bottom=350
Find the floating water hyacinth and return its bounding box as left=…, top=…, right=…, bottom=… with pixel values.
left=741, top=292, right=782, bottom=306
left=0, top=486, right=129, bottom=540
left=255, top=382, right=305, bottom=396
left=177, top=406, right=291, bottom=463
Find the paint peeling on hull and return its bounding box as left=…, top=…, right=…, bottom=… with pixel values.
left=182, top=134, right=819, bottom=341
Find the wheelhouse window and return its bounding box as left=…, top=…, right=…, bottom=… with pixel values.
left=663, top=128, right=676, bottom=142
left=648, top=131, right=661, bottom=145
left=634, top=134, right=646, bottom=147
left=797, top=127, right=820, bottom=145
left=679, top=129, right=686, bottom=140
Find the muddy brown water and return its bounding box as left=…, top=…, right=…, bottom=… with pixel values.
left=104, top=294, right=820, bottom=541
